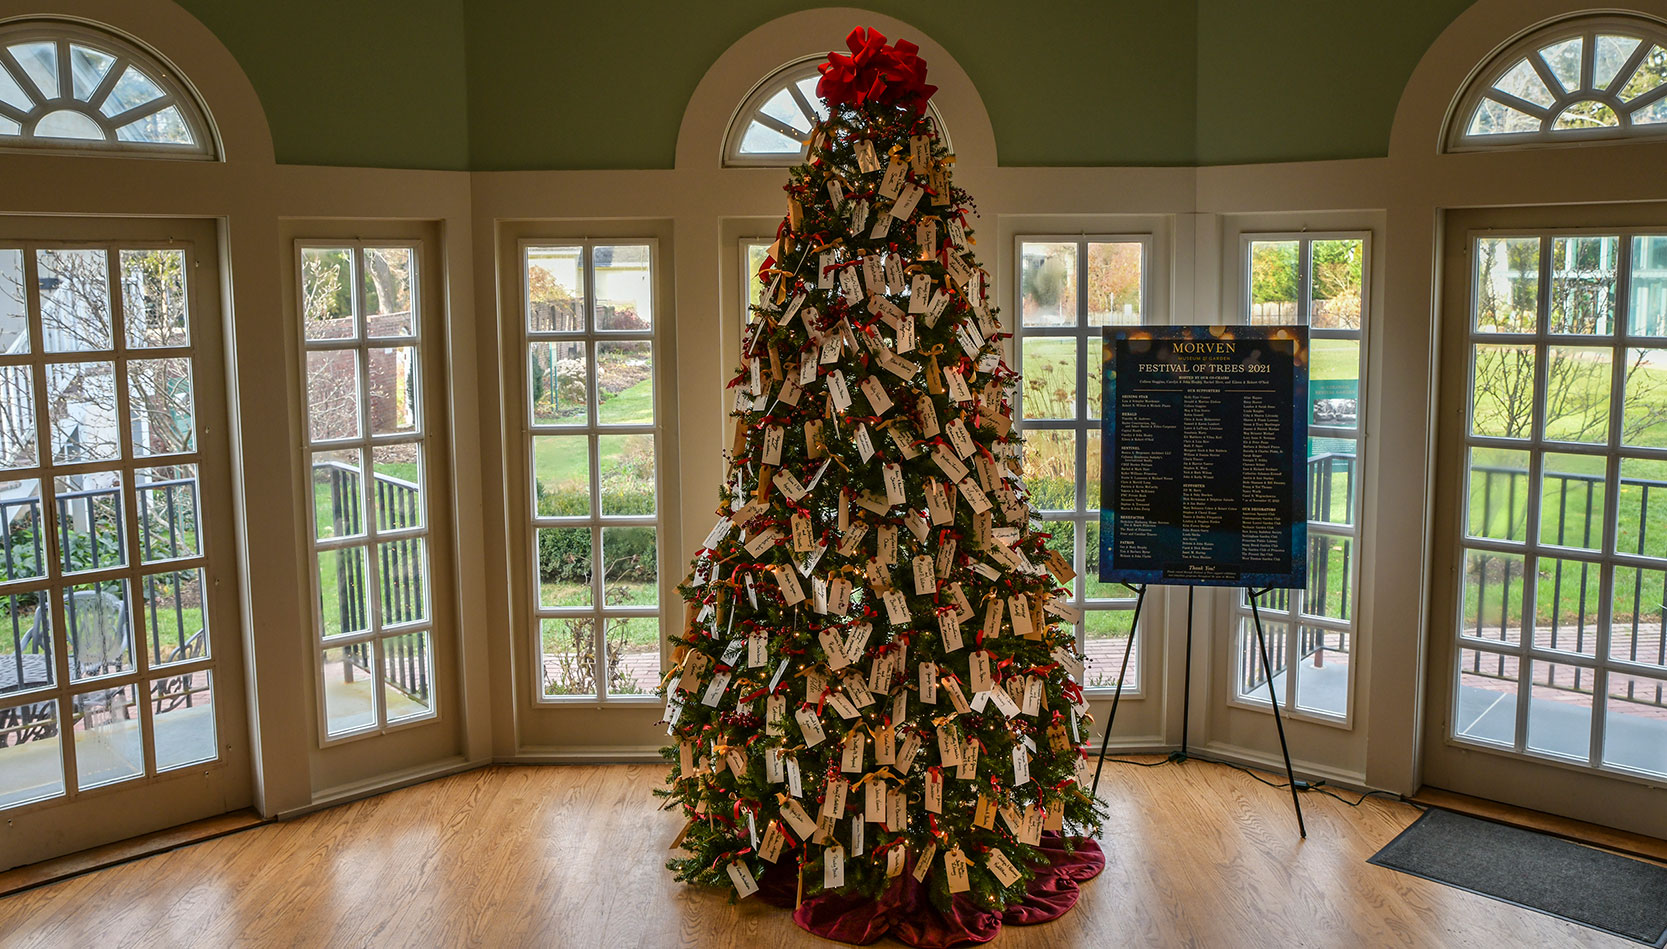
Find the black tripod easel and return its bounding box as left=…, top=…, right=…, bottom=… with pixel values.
left=1089, top=583, right=1307, bottom=838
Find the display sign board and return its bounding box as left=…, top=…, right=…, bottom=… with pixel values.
left=1099, top=326, right=1308, bottom=588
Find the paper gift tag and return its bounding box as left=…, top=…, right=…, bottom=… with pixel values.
left=936, top=722, right=962, bottom=766
left=865, top=780, right=886, bottom=823
left=1046, top=597, right=1084, bottom=625
left=919, top=661, right=939, bottom=702
left=827, top=178, right=845, bottom=209
left=765, top=746, right=786, bottom=783
left=827, top=693, right=860, bottom=719
left=897, top=731, right=922, bottom=772
left=937, top=609, right=964, bottom=653
left=851, top=815, right=865, bottom=858
left=958, top=478, right=992, bottom=513
left=945, top=368, right=972, bottom=402
left=743, top=527, right=780, bottom=558
left=888, top=844, right=907, bottom=878
left=853, top=139, right=880, bottom=172
left=849, top=200, right=870, bottom=235
left=949, top=582, right=974, bottom=623
left=841, top=733, right=864, bottom=773
left=913, top=841, right=937, bottom=882
left=1019, top=805, right=1044, bottom=845
left=969, top=650, right=994, bottom=694
left=791, top=512, right=816, bottom=552
left=828, top=370, right=852, bottom=411
left=910, top=554, right=935, bottom=595
left=766, top=694, right=787, bottom=738
left=924, top=287, right=951, bottom=326
left=796, top=707, right=827, bottom=747
left=924, top=768, right=944, bottom=813
left=988, top=684, right=1020, bottom=718
left=780, top=798, right=817, bottom=839
left=1022, top=676, right=1044, bottom=716
left=1012, top=746, right=1032, bottom=785
left=872, top=724, right=896, bottom=765
left=775, top=469, right=808, bottom=503
left=775, top=566, right=805, bottom=605
left=1008, top=595, right=1035, bottom=638
left=838, top=267, right=862, bottom=304
left=822, top=775, right=849, bottom=820
left=915, top=218, right=938, bottom=258
left=824, top=843, right=846, bottom=889
left=818, top=626, right=851, bottom=671
left=727, top=861, right=759, bottom=899
left=886, top=787, right=907, bottom=831
left=958, top=737, right=979, bottom=779
left=882, top=588, right=910, bottom=625
left=879, top=156, right=907, bottom=199
left=701, top=672, right=731, bottom=707
left=974, top=793, right=997, bottom=829
left=787, top=755, right=804, bottom=797
left=945, top=418, right=977, bottom=459
left=945, top=676, right=971, bottom=715
left=861, top=375, right=895, bottom=416
left=761, top=425, right=785, bottom=466
left=932, top=444, right=970, bottom=483
left=890, top=184, right=924, bottom=220
left=944, top=847, right=971, bottom=894
left=983, top=849, right=1021, bottom=888
left=981, top=597, right=1005, bottom=641
left=759, top=820, right=787, bottom=863
left=908, top=272, right=932, bottom=312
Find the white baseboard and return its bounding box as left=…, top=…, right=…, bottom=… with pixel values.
left=502, top=744, right=664, bottom=763
left=282, top=756, right=480, bottom=819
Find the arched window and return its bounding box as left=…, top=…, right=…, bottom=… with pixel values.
left=1450, top=15, right=1667, bottom=150
left=0, top=19, right=215, bottom=159
left=723, top=55, right=949, bottom=166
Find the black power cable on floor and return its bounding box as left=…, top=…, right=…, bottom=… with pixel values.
left=1094, top=751, right=1422, bottom=810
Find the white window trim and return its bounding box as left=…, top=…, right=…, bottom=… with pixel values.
left=296, top=239, right=439, bottom=747
left=521, top=238, right=665, bottom=706
left=1013, top=233, right=1151, bottom=696
left=1447, top=13, right=1667, bottom=153
left=0, top=18, right=217, bottom=160
left=721, top=54, right=950, bottom=167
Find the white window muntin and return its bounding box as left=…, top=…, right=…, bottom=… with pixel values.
left=297, top=240, right=436, bottom=745
left=722, top=55, right=950, bottom=167
left=522, top=239, right=663, bottom=704
left=1015, top=234, right=1151, bottom=695
left=1230, top=232, right=1370, bottom=728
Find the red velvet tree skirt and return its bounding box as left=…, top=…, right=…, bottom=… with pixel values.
left=754, top=832, right=1105, bottom=947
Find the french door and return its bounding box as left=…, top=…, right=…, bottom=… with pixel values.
left=1427, top=205, right=1667, bottom=838
left=0, top=217, right=247, bottom=870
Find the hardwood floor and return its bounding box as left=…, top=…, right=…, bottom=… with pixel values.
left=0, top=759, right=1638, bottom=948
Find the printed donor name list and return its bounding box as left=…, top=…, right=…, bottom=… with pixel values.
left=1098, top=326, right=1308, bottom=588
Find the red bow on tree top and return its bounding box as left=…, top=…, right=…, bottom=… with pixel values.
left=816, top=27, right=938, bottom=116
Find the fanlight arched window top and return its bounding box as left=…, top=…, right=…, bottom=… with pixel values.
left=1451, top=16, right=1667, bottom=150
left=723, top=55, right=949, bottom=167
left=0, top=19, right=215, bottom=159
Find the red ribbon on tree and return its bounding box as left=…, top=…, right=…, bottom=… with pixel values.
left=817, top=27, right=938, bottom=116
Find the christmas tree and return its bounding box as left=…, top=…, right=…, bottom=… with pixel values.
left=660, top=27, right=1105, bottom=926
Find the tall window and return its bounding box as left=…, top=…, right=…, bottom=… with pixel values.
left=1454, top=231, right=1667, bottom=778
left=0, top=20, right=215, bottom=158
left=0, top=244, right=219, bottom=808
left=1016, top=237, right=1148, bottom=690
left=299, top=244, right=436, bottom=741
left=1236, top=235, right=1368, bottom=723
left=1451, top=16, right=1667, bottom=150
left=524, top=242, right=661, bottom=701
left=723, top=56, right=948, bottom=166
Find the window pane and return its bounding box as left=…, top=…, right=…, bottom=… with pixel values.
left=605, top=616, right=659, bottom=696
left=120, top=249, right=189, bottom=348
left=1310, top=339, right=1359, bottom=429
left=0, top=248, right=26, bottom=354
left=740, top=122, right=801, bottom=154
left=1621, top=348, right=1667, bottom=448
left=1542, top=346, right=1611, bottom=444
left=1468, top=98, right=1541, bottom=136
left=1309, top=438, right=1357, bottom=525
left=1538, top=452, right=1605, bottom=550
left=377, top=537, right=428, bottom=628
left=1019, top=243, right=1076, bottom=327
left=1470, top=344, right=1536, bottom=439
left=541, top=616, right=595, bottom=697
left=1533, top=557, right=1600, bottom=657
left=301, top=247, right=355, bottom=341
left=1603, top=671, right=1667, bottom=776
left=1086, top=242, right=1141, bottom=326
left=745, top=241, right=771, bottom=317
left=47, top=361, right=119, bottom=462
left=38, top=248, right=111, bottom=353
left=305, top=350, right=361, bottom=442
left=55, top=472, right=125, bottom=575
left=0, top=365, right=37, bottom=470
left=382, top=630, right=433, bottom=723
left=1455, top=648, right=1519, bottom=747
left=115, top=105, right=192, bottom=146
left=1086, top=430, right=1101, bottom=511
left=593, top=245, right=652, bottom=331
left=1540, top=38, right=1585, bottom=94
left=1493, top=58, right=1555, bottom=108
left=1294, top=628, right=1349, bottom=717
left=100, top=64, right=161, bottom=116
left=596, top=341, right=654, bottom=424
left=1235, top=615, right=1289, bottom=702
left=602, top=526, right=656, bottom=607
left=1549, top=236, right=1617, bottom=335
left=1611, top=566, right=1667, bottom=667
left=527, top=246, right=585, bottom=332
left=322, top=644, right=376, bottom=737
left=68, top=45, right=113, bottom=102
left=363, top=247, right=414, bottom=338
left=533, top=435, right=590, bottom=517
left=1618, top=457, right=1667, bottom=558
left=0, top=698, right=62, bottom=807
left=128, top=356, right=196, bottom=456
left=1311, top=240, right=1364, bottom=329
left=140, top=567, right=208, bottom=667
left=151, top=670, right=215, bottom=771
left=370, top=445, right=422, bottom=533
left=1304, top=534, right=1352, bottom=621
left=1526, top=659, right=1593, bottom=761
left=1629, top=236, right=1667, bottom=337
left=539, top=527, right=592, bottom=608
left=1020, top=337, right=1076, bottom=420
left=311, top=449, right=364, bottom=541
left=1620, top=44, right=1667, bottom=101
left=0, top=491, right=45, bottom=582
left=317, top=545, right=370, bottom=640
left=1248, top=241, right=1298, bottom=325
left=367, top=346, right=418, bottom=436
left=1474, top=237, right=1539, bottom=333
left=598, top=433, right=655, bottom=516
left=1460, top=548, right=1524, bottom=646
left=530, top=340, right=589, bottom=425
left=0, top=589, right=50, bottom=697
left=1022, top=429, right=1075, bottom=513
left=1083, top=608, right=1135, bottom=690
left=1468, top=447, right=1529, bottom=541
left=1084, top=520, right=1120, bottom=600
left=73, top=680, right=143, bottom=789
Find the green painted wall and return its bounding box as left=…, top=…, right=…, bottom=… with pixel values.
left=171, top=0, right=1480, bottom=170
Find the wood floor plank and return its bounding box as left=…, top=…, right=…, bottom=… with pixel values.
left=0, top=759, right=1641, bottom=948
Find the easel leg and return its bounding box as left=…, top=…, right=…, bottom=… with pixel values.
left=1091, top=584, right=1145, bottom=800
left=1248, top=588, right=1307, bottom=838
left=1180, top=587, right=1194, bottom=759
